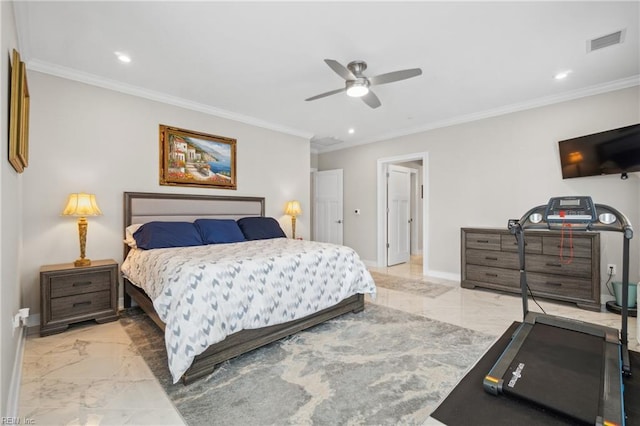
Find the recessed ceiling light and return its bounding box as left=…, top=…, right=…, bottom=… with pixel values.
left=554, top=70, right=572, bottom=80
left=348, top=128, right=355, bottom=134
left=115, top=52, right=131, bottom=63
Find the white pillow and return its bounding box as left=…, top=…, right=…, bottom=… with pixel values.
left=124, top=223, right=143, bottom=248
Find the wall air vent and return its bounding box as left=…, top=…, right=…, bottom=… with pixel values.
left=588, top=29, right=625, bottom=52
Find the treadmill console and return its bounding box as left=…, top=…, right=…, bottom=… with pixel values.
left=543, top=196, right=597, bottom=230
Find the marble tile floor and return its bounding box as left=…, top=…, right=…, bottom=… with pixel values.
left=18, top=256, right=639, bottom=425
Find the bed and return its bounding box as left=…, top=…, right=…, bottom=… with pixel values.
left=121, top=192, right=376, bottom=384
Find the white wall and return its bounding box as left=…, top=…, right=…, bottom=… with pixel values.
left=21, top=71, right=310, bottom=318
left=318, top=87, right=640, bottom=288
left=1, top=1, right=23, bottom=416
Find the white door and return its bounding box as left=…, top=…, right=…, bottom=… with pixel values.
left=387, top=164, right=411, bottom=265
left=313, top=169, right=343, bottom=245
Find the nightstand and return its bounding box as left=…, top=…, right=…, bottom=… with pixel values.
left=40, top=259, right=119, bottom=336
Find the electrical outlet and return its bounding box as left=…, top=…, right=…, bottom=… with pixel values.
left=607, top=264, right=617, bottom=276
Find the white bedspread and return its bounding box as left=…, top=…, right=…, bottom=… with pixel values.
left=121, top=238, right=376, bottom=383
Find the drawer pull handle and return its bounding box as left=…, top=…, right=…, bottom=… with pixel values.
left=546, top=262, right=562, bottom=267
left=477, top=239, right=490, bottom=243
left=546, top=281, right=563, bottom=286
left=485, top=256, right=498, bottom=261
left=485, top=273, right=498, bottom=277
left=556, top=245, right=573, bottom=249
left=72, top=281, right=92, bottom=287
left=73, top=301, right=92, bottom=308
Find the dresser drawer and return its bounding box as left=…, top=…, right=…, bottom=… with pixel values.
left=526, top=272, right=592, bottom=299
left=50, top=290, right=112, bottom=319
left=525, top=254, right=592, bottom=278
left=466, top=264, right=520, bottom=288
left=501, top=234, right=542, bottom=254
left=466, top=249, right=519, bottom=269
left=49, top=270, right=112, bottom=298
left=466, top=233, right=501, bottom=251
left=542, top=236, right=592, bottom=258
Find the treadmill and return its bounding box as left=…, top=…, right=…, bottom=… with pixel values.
left=483, top=196, right=633, bottom=426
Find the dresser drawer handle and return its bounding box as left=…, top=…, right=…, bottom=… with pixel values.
left=546, top=281, right=563, bottom=286
left=72, top=281, right=92, bottom=287
left=476, top=239, right=490, bottom=243
left=73, top=301, right=92, bottom=308
left=485, top=256, right=498, bottom=261
left=485, top=273, right=498, bottom=277
left=546, top=262, right=562, bottom=267
left=556, top=245, right=573, bottom=249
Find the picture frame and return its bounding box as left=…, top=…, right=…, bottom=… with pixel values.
left=18, top=61, right=30, bottom=168
left=159, top=125, right=237, bottom=190
left=8, top=49, right=23, bottom=173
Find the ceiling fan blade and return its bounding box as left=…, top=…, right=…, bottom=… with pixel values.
left=305, top=87, right=346, bottom=101
left=324, top=59, right=356, bottom=80
left=368, top=68, right=422, bottom=86
left=361, top=90, right=381, bottom=109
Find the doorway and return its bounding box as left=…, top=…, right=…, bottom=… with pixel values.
left=377, top=153, right=428, bottom=275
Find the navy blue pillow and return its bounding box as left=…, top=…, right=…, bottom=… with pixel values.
left=237, top=217, right=286, bottom=240
left=194, top=219, right=246, bottom=244
left=133, top=221, right=204, bottom=250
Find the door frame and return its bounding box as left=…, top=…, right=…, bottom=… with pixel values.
left=376, top=152, right=429, bottom=275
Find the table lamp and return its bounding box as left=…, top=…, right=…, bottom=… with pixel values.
left=62, top=193, right=102, bottom=267
left=285, top=200, right=302, bottom=239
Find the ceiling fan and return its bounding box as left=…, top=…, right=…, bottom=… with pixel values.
left=305, top=59, right=422, bottom=109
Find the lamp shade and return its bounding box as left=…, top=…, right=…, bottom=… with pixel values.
left=62, top=193, right=103, bottom=217
left=285, top=200, right=301, bottom=216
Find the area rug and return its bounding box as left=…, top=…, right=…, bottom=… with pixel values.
left=369, top=271, right=453, bottom=298
left=121, top=304, right=494, bottom=426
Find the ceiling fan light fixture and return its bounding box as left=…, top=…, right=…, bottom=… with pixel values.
left=346, top=79, right=369, bottom=97
left=346, top=85, right=369, bottom=97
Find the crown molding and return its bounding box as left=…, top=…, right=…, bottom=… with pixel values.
left=26, top=59, right=315, bottom=141
left=317, top=75, right=640, bottom=153
left=25, top=57, right=638, bottom=154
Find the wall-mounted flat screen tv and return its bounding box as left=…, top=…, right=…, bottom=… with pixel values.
left=559, top=124, right=640, bottom=179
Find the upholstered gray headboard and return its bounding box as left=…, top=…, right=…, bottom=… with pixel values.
left=123, top=192, right=265, bottom=257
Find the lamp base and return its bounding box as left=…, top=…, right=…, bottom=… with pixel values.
left=74, top=258, right=91, bottom=267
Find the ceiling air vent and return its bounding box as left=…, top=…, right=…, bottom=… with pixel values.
left=588, top=29, right=625, bottom=52
left=310, top=136, right=343, bottom=147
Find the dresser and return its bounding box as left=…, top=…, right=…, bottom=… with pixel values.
left=461, top=228, right=601, bottom=311
left=40, top=259, right=119, bottom=336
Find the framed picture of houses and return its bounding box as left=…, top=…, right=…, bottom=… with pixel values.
left=159, top=125, right=237, bottom=189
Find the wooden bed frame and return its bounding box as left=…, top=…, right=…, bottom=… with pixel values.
left=122, top=192, right=365, bottom=384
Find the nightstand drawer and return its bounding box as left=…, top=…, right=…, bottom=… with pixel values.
left=51, top=290, right=112, bottom=318
left=49, top=271, right=112, bottom=298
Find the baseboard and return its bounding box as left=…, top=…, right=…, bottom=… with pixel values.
left=361, top=259, right=378, bottom=268
left=426, top=270, right=461, bottom=282
left=6, top=325, right=27, bottom=417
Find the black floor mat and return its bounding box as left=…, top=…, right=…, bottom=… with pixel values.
left=431, top=322, right=639, bottom=426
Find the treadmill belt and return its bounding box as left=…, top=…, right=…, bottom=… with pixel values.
left=502, top=323, right=604, bottom=424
